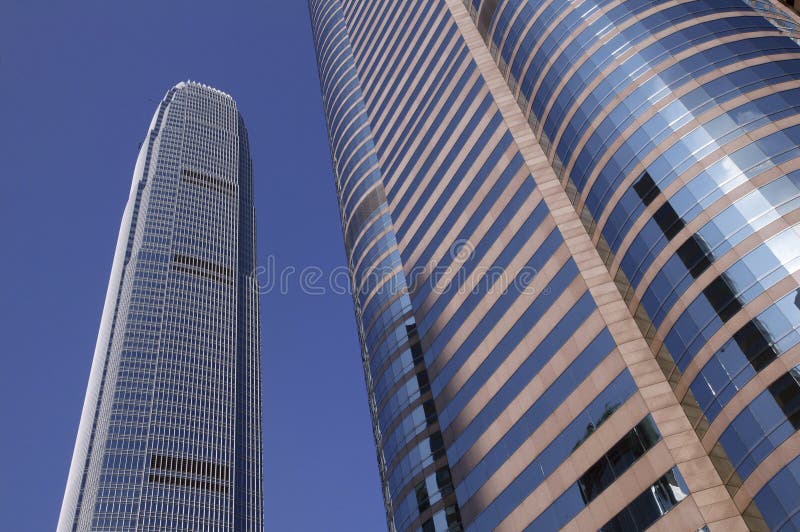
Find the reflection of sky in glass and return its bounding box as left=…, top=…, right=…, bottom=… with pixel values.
left=770, top=226, right=800, bottom=265
left=763, top=290, right=800, bottom=348
left=667, top=483, right=688, bottom=504
left=717, top=224, right=800, bottom=305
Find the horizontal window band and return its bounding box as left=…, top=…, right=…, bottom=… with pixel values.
left=147, top=473, right=228, bottom=493
left=172, top=254, right=233, bottom=279
left=149, top=453, right=229, bottom=480
left=182, top=168, right=237, bottom=196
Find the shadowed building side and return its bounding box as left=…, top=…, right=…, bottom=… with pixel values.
left=309, top=3, right=463, bottom=529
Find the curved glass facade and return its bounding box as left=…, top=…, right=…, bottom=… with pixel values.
left=58, top=82, right=262, bottom=531
left=476, top=0, right=800, bottom=529
left=311, top=0, right=800, bottom=529
left=744, top=0, right=800, bottom=43
left=310, top=3, right=463, bottom=530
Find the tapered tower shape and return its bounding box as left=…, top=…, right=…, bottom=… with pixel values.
left=58, top=81, right=263, bottom=531
left=310, top=1, right=800, bottom=530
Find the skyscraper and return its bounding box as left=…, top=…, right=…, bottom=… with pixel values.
left=744, top=0, right=800, bottom=41
left=58, top=82, right=262, bottom=531
left=309, top=1, right=800, bottom=530
left=774, top=0, right=800, bottom=16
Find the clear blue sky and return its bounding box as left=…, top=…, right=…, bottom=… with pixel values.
left=0, top=2, right=386, bottom=530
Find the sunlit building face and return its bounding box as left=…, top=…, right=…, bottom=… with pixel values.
left=58, top=81, right=262, bottom=532
left=309, top=1, right=800, bottom=530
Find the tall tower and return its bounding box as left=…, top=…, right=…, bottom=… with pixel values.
left=58, top=82, right=262, bottom=531
left=309, top=1, right=800, bottom=530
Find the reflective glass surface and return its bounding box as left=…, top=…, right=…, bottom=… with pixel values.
left=312, top=0, right=800, bottom=529
left=482, top=1, right=800, bottom=526
left=599, top=467, right=689, bottom=532
left=753, top=453, right=800, bottom=530
left=59, top=82, right=262, bottom=531
left=310, top=1, right=463, bottom=528
left=525, top=415, right=662, bottom=530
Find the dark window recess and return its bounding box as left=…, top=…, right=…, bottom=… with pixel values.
left=476, top=0, right=500, bottom=38
left=150, top=454, right=229, bottom=480
left=703, top=275, right=742, bottom=323
left=422, top=504, right=462, bottom=532
left=415, top=467, right=455, bottom=514
left=403, top=317, right=461, bottom=530
left=676, top=236, right=713, bottom=279
left=422, top=399, right=438, bottom=423
left=149, top=454, right=229, bottom=492
left=430, top=432, right=446, bottom=460
left=527, top=416, right=663, bottom=531
left=416, top=479, right=431, bottom=513
left=633, top=172, right=660, bottom=206
left=769, top=369, right=800, bottom=430
left=416, top=368, right=430, bottom=393
left=182, top=168, right=236, bottom=196
left=578, top=416, right=661, bottom=504
left=148, top=473, right=227, bottom=493
left=407, top=322, right=425, bottom=366
left=599, top=467, right=689, bottom=532
left=652, top=202, right=685, bottom=240
left=733, top=320, right=777, bottom=372
left=172, top=254, right=233, bottom=284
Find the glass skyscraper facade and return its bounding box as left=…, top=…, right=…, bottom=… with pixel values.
left=309, top=1, right=800, bottom=530
left=744, top=0, right=800, bottom=43
left=58, top=82, right=262, bottom=531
